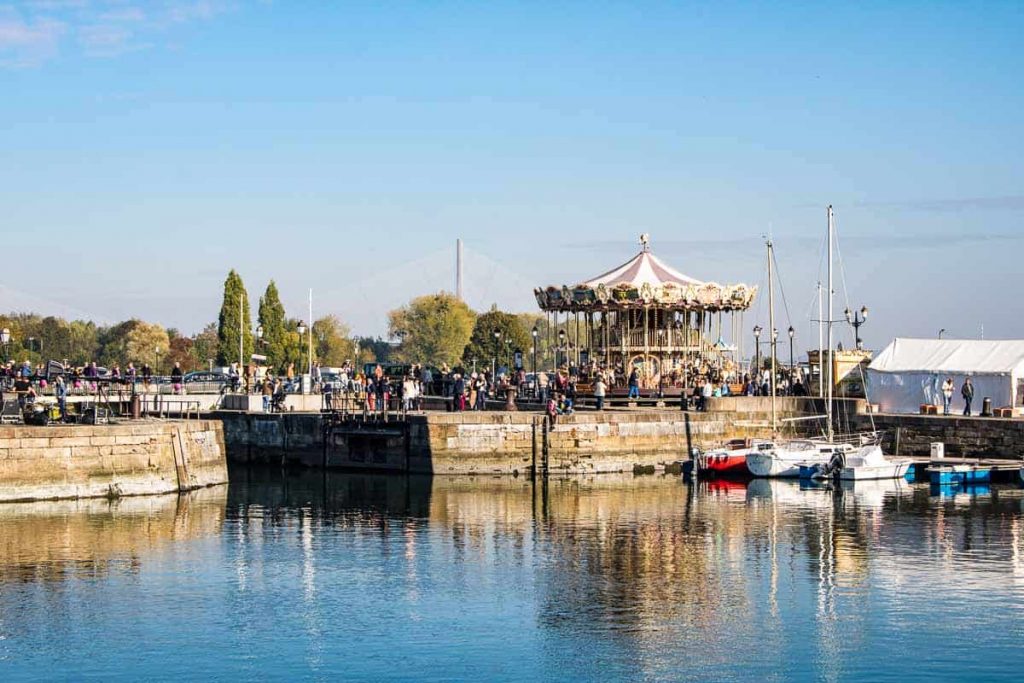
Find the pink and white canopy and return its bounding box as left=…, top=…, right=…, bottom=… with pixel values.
left=534, top=236, right=757, bottom=312
left=582, top=249, right=704, bottom=289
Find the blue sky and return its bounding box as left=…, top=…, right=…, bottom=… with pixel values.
left=2, top=1, right=1023, bottom=352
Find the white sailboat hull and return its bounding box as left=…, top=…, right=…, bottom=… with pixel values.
left=745, top=441, right=832, bottom=478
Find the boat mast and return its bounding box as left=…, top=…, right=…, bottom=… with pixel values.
left=817, top=281, right=824, bottom=399
left=826, top=205, right=835, bottom=442
left=768, top=239, right=777, bottom=432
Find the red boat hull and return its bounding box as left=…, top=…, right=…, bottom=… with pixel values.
left=700, top=452, right=750, bottom=476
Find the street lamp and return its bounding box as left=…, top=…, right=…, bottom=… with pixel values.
left=256, top=325, right=264, bottom=342
left=558, top=329, right=566, bottom=369
left=155, top=346, right=162, bottom=375
left=788, top=326, right=795, bottom=394
left=845, top=306, right=869, bottom=350
left=296, top=321, right=310, bottom=382
left=531, top=326, right=539, bottom=369
left=493, top=330, right=501, bottom=377
left=938, top=328, right=946, bottom=340
left=0, top=328, right=9, bottom=363
left=753, top=325, right=762, bottom=375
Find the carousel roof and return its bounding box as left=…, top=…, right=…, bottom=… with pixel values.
left=583, top=248, right=704, bottom=289
left=534, top=234, right=757, bottom=313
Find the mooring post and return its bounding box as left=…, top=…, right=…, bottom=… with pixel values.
left=685, top=412, right=693, bottom=461
left=531, top=417, right=538, bottom=480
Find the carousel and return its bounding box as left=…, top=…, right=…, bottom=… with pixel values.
left=534, top=235, right=757, bottom=390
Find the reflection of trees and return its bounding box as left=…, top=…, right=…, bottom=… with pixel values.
left=0, top=486, right=226, bottom=584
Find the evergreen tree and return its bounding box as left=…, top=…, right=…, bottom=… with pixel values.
left=257, top=280, right=289, bottom=372
left=216, top=270, right=254, bottom=366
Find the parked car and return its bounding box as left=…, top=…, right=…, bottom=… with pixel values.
left=183, top=371, right=232, bottom=392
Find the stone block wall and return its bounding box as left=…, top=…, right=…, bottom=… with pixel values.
left=852, top=413, right=1024, bottom=459
left=0, top=421, right=228, bottom=502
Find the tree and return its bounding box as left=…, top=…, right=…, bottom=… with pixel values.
left=464, top=307, right=531, bottom=372
left=387, top=292, right=475, bottom=367
left=356, top=336, right=391, bottom=364
left=280, top=319, right=306, bottom=376
left=190, top=323, right=220, bottom=370
left=257, top=280, right=289, bottom=372
left=98, top=320, right=170, bottom=370
left=216, top=270, right=253, bottom=367
left=312, top=315, right=356, bottom=366
left=168, top=335, right=195, bottom=372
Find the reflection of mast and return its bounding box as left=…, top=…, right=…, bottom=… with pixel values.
left=816, top=488, right=840, bottom=683
left=769, top=489, right=778, bottom=617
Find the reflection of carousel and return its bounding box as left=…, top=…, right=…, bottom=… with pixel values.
left=534, top=235, right=757, bottom=389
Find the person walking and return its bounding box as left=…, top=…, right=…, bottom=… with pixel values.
left=701, top=377, right=713, bottom=412
left=593, top=375, right=607, bottom=411
left=54, top=374, right=67, bottom=422
left=627, top=367, right=640, bottom=400
left=941, top=377, right=954, bottom=415
left=453, top=373, right=466, bottom=412
left=402, top=374, right=416, bottom=413
left=171, top=362, right=184, bottom=395
left=961, top=377, right=975, bottom=416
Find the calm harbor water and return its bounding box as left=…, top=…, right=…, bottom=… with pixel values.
left=2, top=471, right=1024, bottom=682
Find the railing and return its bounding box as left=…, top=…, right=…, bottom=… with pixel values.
left=605, top=329, right=703, bottom=350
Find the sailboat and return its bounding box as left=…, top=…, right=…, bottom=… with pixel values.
left=745, top=206, right=901, bottom=479
left=699, top=238, right=787, bottom=477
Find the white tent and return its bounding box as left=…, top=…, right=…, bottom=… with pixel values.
left=866, top=338, right=1024, bottom=414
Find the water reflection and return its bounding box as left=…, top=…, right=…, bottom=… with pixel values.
left=2, top=472, right=1024, bottom=681
left=0, top=486, right=226, bottom=584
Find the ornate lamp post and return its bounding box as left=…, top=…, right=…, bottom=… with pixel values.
left=492, top=330, right=501, bottom=378
left=558, top=329, right=566, bottom=370
left=297, top=321, right=310, bottom=388
left=753, top=325, right=762, bottom=376
left=845, top=306, right=869, bottom=349
left=531, top=326, right=539, bottom=398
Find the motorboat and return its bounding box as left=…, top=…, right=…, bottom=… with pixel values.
left=803, top=443, right=913, bottom=481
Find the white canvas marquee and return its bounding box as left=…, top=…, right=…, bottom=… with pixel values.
left=866, top=338, right=1024, bottom=414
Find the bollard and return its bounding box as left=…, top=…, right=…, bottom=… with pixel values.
left=981, top=397, right=993, bottom=417
left=505, top=386, right=518, bottom=412
left=130, top=394, right=141, bottom=420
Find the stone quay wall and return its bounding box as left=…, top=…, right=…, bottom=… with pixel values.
left=851, top=413, right=1024, bottom=459
left=0, top=421, right=228, bottom=503
left=218, top=397, right=850, bottom=475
